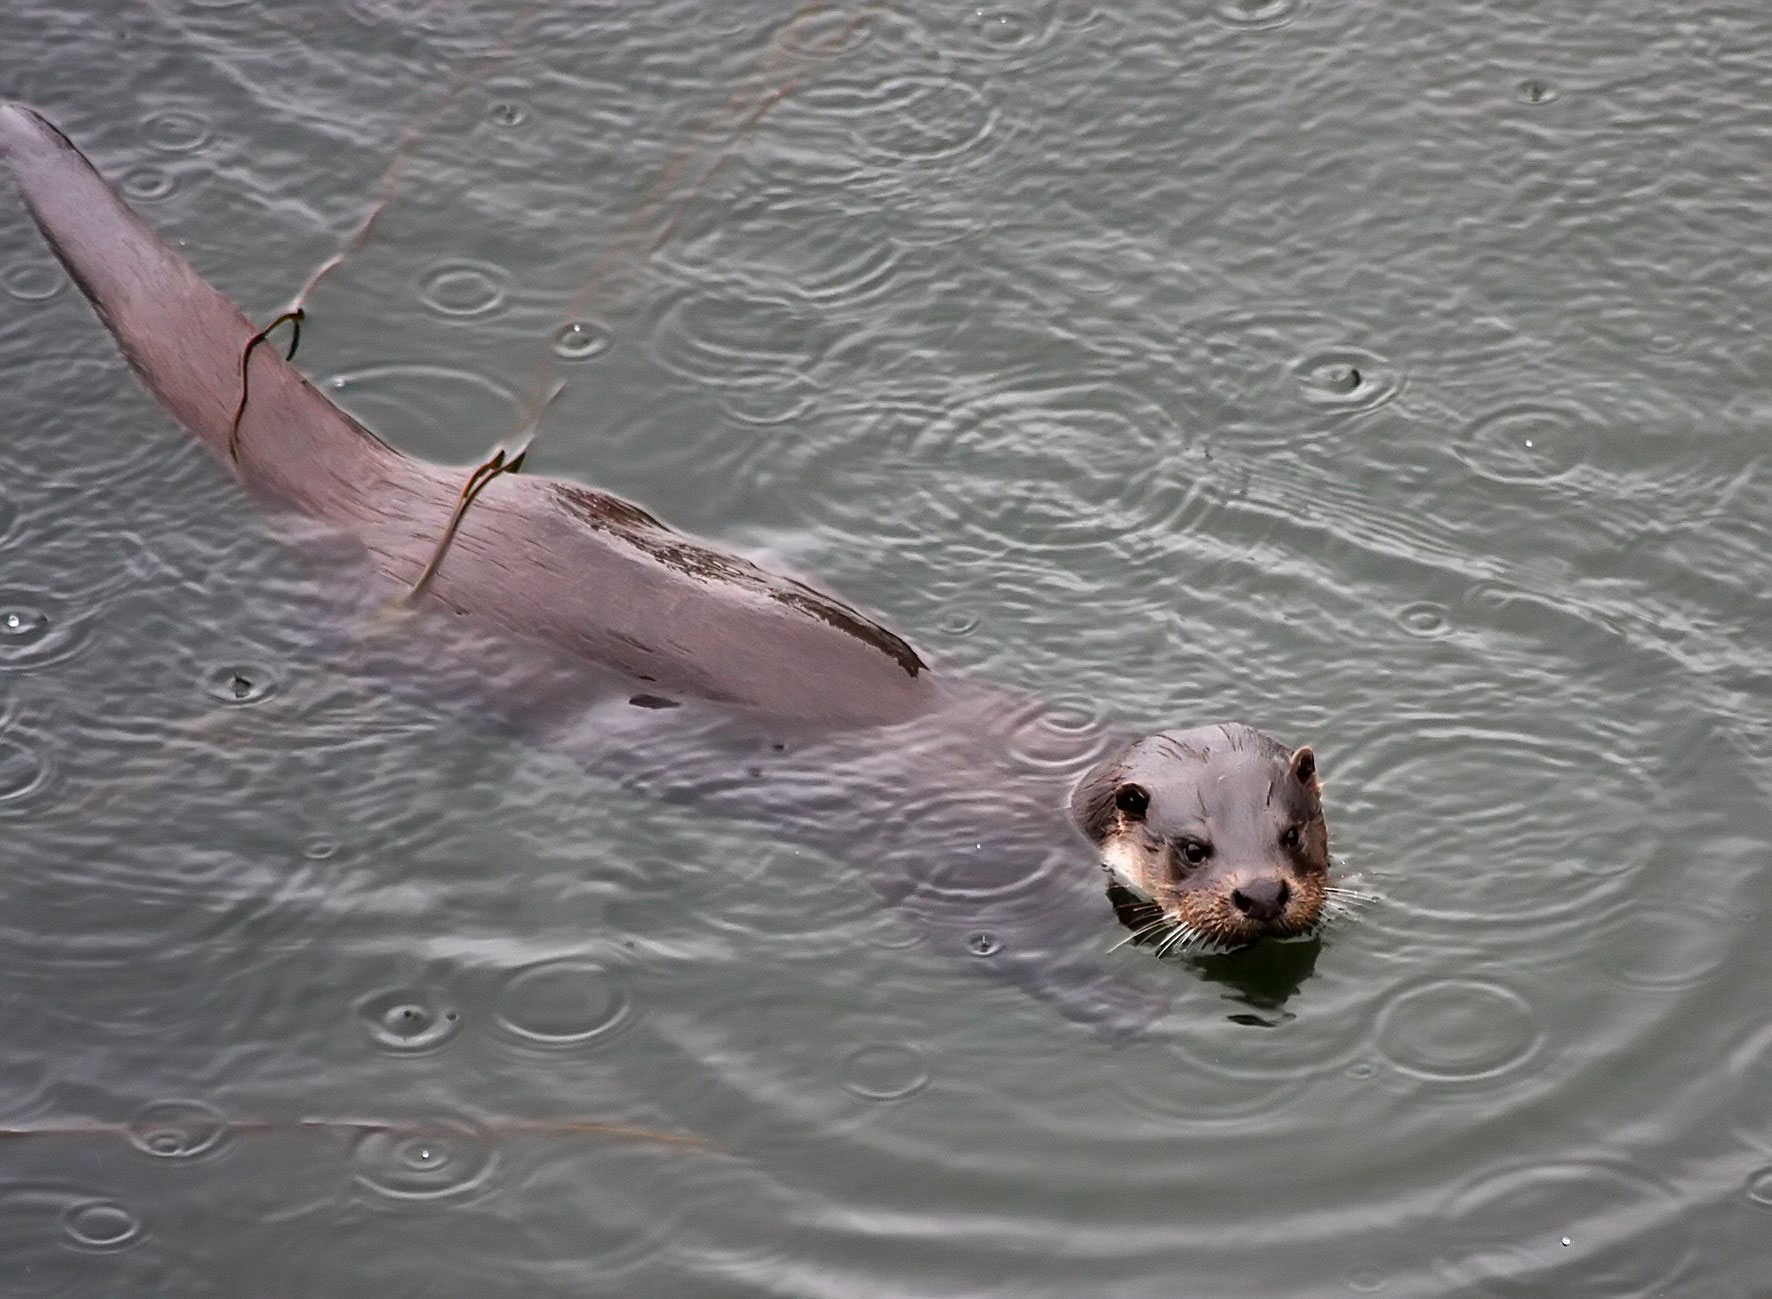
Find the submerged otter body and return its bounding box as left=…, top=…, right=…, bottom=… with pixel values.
left=1, top=103, right=1333, bottom=1037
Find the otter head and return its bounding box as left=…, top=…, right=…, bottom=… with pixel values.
left=1070, top=723, right=1329, bottom=951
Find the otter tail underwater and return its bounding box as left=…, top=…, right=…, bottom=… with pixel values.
left=2, top=102, right=1214, bottom=1040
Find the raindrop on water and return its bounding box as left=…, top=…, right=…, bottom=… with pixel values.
left=61, top=1199, right=141, bottom=1251
left=355, top=986, right=463, bottom=1053
left=206, top=663, right=277, bottom=704
left=126, top=1099, right=230, bottom=1160
left=552, top=320, right=610, bottom=361
left=122, top=166, right=176, bottom=201
left=1311, top=362, right=1361, bottom=395
left=842, top=1043, right=930, bottom=1100
left=419, top=261, right=509, bottom=318
left=142, top=108, right=213, bottom=152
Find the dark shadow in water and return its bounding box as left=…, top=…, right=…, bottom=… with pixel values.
left=1104, top=879, right=1321, bottom=1023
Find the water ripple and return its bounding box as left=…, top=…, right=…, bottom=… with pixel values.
left=1454, top=401, right=1600, bottom=485
left=1175, top=308, right=1406, bottom=447
left=1, top=260, right=64, bottom=302
left=1213, top=0, right=1309, bottom=31
left=0, top=591, right=94, bottom=672
left=493, top=959, right=631, bottom=1049
left=733, top=377, right=1191, bottom=562
left=551, top=320, right=611, bottom=361
left=1431, top=1156, right=1693, bottom=1293
left=354, top=985, right=462, bottom=1054
left=140, top=107, right=213, bottom=153
left=1591, top=899, right=1734, bottom=992
left=798, top=72, right=1000, bottom=165
left=201, top=661, right=279, bottom=706
left=1394, top=601, right=1450, bottom=637
left=417, top=260, right=510, bottom=319
left=351, top=1120, right=498, bottom=1202
left=841, top=1043, right=930, bottom=1100
left=60, top=1199, right=141, bottom=1252
left=1329, top=718, right=1658, bottom=939
left=120, top=166, right=176, bottom=202
left=126, top=1099, right=231, bottom=1161
left=0, top=734, right=53, bottom=816
left=0, top=1183, right=170, bottom=1296
left=323, top=363, right=522, bottom=465
left=1748, top=1168, right=1772, bottom=1210
left=1374, top=978, right=1540, bottom=1082
left=646, top=287, right=828, bottom=425
left=1292, top=346, right=1404, bottom=415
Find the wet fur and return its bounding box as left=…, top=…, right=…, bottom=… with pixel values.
left=1072, top=724, right=1329, bottom=948
left=0, top=104, right=930, bottom=729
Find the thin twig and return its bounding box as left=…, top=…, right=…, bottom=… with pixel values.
left=404, top=2, right=873, bottom=597
left=227, top=0, right=556, bottom=466
left=0, top=1115, right=715, bottom=1150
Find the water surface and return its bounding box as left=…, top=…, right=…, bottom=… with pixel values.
left=1, top=1, right=1770, bottom=1294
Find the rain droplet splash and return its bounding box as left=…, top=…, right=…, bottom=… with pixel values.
left=142, top=108, right=213, bottom=152
left=1293, top=348, right=1402, bottom=413
left=1455, top=403, right=1596, bottom=484
left=352, top=1121, right=497, bottom=1201
left=0, top=593, right=92, bottom=671
left=205, top=663, right=278, bottom=705
left=126, top=1099, right=230, bottom=1160
left=121, top=166, right=176, bottom=201
left=552, top=320, right=611, bottom=361
left=1397, top=602, right=1449, bottom=638
left=355, top=986, right=462, bottom=1054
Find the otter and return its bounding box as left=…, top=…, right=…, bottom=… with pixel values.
left=1072, top=726, right=1328, bottom=955
left=0, top=103, right=1336, bottom=1037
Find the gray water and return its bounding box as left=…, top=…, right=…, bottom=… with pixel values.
left=1, top=0, right=1770, bottom=1294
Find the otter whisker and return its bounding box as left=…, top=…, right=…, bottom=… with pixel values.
left=1108, top=916, right=1172, bottom=953
left=1323, top=887, right=1380, bottom=915
left=1315, top=886, right=1381, bottom=930
left=1154, top=923, right=1201, bottom=959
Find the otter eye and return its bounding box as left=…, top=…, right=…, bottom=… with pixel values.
left=1281, top=825, right=1303, bottom=851
left=1178, top=839, right=1209, bottom=867
left=1114, top=783, right=1150, bottom=819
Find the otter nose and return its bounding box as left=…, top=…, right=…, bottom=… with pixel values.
left=1230, top=878, right=1290, bottom=923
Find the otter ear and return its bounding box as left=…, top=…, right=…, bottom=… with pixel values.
left=1288, top=745, right=1319, bottom=794
left=1114, top=783, right=1150, bottom=820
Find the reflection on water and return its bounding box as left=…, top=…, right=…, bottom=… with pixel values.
left=4, top=0, right=1772, bottom=1294
left=1106, top=879, right=1324, bottom=1022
